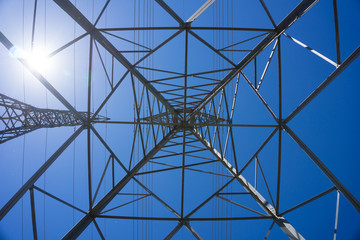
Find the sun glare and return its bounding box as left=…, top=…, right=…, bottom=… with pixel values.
left=10, top=46, right=51, bottom=74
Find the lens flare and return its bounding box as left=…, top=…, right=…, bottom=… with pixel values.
left=10, top=46, right=51, bottom=74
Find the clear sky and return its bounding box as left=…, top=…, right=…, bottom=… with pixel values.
left=0, top=0, right=360, bottom=239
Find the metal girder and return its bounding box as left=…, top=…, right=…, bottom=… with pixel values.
left=154, top=0, right=184, bottom=25
left=189, top=0, right=319, bottom=120
left=0, top=126, right=84, bottom=221
left=164, top=222, right=184, bottom=240
left=184, top=221, right=204, bottom=240
left=186, top=0, right=216, bottom=23
left=0, top=31, right=86, bottom=122
left=53, top=0, right=179, bottom=117
left=191, top=129, right=305, bottom=240
left=62, top=128, right=178, bottom=239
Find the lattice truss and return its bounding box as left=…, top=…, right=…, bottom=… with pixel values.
left=0, top=93, right=107, bottom=143
left=0, top=0, right=359, bottom=239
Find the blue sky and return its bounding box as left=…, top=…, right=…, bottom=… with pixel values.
left=1, top=0, right=360, bottom=239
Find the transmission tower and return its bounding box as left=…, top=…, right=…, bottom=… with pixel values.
left=0, top=93, right=107, bottom=143
left=0, top=0, right=359, bottom=239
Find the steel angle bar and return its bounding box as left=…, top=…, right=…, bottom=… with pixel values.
left=30, top=188, right=38, bottom=240
left=0, top=125, right=84, bottom=221
left=95, top=215, right=179, bottom=221
left=190, top=26, right=274, bottom=32
left=47, top=32, right=88, bottom=58
left=164, top=222, right=184, bottom=240
left=132, top=177, right=181, bottom=218
left=62, top=128, right=178, bottom=239
left=280, top=187, right=336, bottom=216
left=186, top=0, right=215, bottom=23
left=102, top=31, right=151, bottom=51
left=333, top=0, right=341, bottom=65
left=184, top=221, right=204, bottom=240
left=191, top=129, right=305, bottom=240
left=241, top=71, right=278, bottom=122
left=94, top=0, right=110, bottom=26
left=189, top=30, right=236, bottom=66
left=333, top=191, right=340, bottom=240
left=264, top=221, right=276, bottom=240
left=33, top=185, right=87, bottom=214
left=189, top=0, right=319, bottom=119
left=189, top=67, right=235, bottom=77
left=155, top=0, right=184, bottom=25
left=53, top=0, right=179, bottom=117
left=99, top=27, right=181, bottom=31
left=259, top=0, right=277, bottom=28
left=100, top=194, right=150, bottom=214
left=136, top=66, right=183, bottom=75
left=284, top=125, right=360, bottom=213
left=91, top=71, right=129, bottom=120
left=133, top=29, right=184, bottom=67
left=93, top=220, right=106, bottom=240
left=217, top=195, right=268, bottom=217
left=257, top=39, right=278, bottom=90
left=282, top=33, right=338, bottom=67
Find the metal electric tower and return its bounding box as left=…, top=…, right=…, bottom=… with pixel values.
left=0, top=0, right=359, bottom=239
left=0, top=93, right=107, bottom=143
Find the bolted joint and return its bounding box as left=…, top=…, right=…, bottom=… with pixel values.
left=181, top=22, right=192, bottom=30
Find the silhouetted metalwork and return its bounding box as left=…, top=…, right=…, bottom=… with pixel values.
left=0, top=93, right=107, bottom=143
left=0, top=0, right=359, bottom=239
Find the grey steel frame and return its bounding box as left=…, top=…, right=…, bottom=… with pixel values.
left=0, top=0, right=359, bottom=239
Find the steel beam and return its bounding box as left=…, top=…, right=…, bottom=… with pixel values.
left=62, top=128, right=177, bottom=239
left=191, top=129, right=305, bottom=240
left=53, top=0, right=179, bottom=117
left=186, top=0, right=216, bottom=23
left=0, top=126, right=84, bottom=221
left=30, top=188, right=38, bottom=240
left=164, top=222, right=184, bottom=240
left=154, top=0, right=184, bottom=25
left=189, top=0, right=318, bottom=120
left=184, top=221, right=204, bottom=240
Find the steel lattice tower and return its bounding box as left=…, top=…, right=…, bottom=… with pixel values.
left=0, top=0, right=360, bottom=239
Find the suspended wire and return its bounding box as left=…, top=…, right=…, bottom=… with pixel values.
left=31, top=0, right=38, bottom=52
left=21, top=0, right=26, bottom=239
left=103, top=3, right=108, bottom=238
left=91, top=1, right=94, bottom=239
left=151, top=2, right=154, bottom=238
left=230, top=1, right=233, bottom=237
left=72, top=0, right=77, bottom=228
left=44, top=0, right=48, bottom=239
left=133, top=1, right=136, bottom=239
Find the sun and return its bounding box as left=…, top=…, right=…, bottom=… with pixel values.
left=27, top=49, right=50, bottom=74
left=10, top=46, right=51, bottom=74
